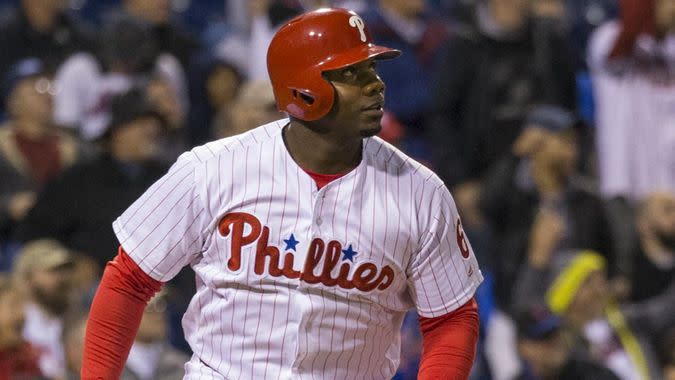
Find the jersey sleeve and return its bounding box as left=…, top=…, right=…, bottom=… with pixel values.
left=112, top=151, right=208, bottom=281
left=407, top=185, right=483, bottom=318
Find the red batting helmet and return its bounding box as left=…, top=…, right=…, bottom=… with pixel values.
left=267, top=8, right=401, bottom=121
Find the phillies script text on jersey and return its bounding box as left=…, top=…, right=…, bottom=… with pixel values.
left=219, top=212, right=394, bottom=292
left=113, top=120, right=483, bottom=379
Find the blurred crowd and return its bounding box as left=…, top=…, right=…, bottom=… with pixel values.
left=0, top=0, right=672, bottom=379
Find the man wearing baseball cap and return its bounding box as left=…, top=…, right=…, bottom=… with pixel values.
left=12, top=239, right=76, bottom=379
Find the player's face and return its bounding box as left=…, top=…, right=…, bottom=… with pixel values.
left=323, top=58, right=386, bottom=138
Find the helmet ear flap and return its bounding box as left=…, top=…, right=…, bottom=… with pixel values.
left=285, top=79, right=335, bottom=121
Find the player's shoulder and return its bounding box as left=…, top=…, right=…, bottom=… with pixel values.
left=363, top=136, right=446, bottom=190
left=180, top=119, right=287, bottom=166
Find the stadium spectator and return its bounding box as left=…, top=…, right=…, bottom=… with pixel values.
left=215, top=0, right=303, bottom=82
left=427, top=0, right=576, bottom=190
left=146, top=75, right=187, bottom=163
left=247, top=0, right=305, bottom=80
left=0, top=274, right=42, bottom=379
left=16, top=88, right=169, bottom=269
left=65, top=290, right=189, bottom=380
left=12, top=239, right=76, bottom=379
left=513, top=248, right=674, bottom=380
left=480, top=105, right=614, bottom=306
left=0, top=58, right=88, bottom=269
left=0, top=0, right=94, bottom=88
left=53, top=14, right=183, bottom=141
left=588, top=0, right=675, bottom=201
left=660, top=329, right=675, bottom=380
left=146, top=76, right=184, bottom=133
left=63, top=312, right=87, bottom=380
left=121, top=0, right=199, bottom=69
left=121, top=290, right=189, bottom=380
left=186, top=55, right=244, bottom=146
left=513, top=304, right=620, bottom=380
left=629, top=191, right=675, bottom=303
left=567, top=0, right=618, bottom=65
left=360, top=0, right=449, bottom=149
left=214, top=80, right=283, bottom=139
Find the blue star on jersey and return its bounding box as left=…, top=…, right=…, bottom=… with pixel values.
left=341, top=244, right=358, bottom=262
left=283, top=234, right=299, bottom=251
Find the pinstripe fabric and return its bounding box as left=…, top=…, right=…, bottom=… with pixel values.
left=113, top=119, right=483, bottom=379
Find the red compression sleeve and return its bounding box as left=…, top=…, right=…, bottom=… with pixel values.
left=81, top=247, right=163, bottom=380
left=417, top=298, right=480, bottom=380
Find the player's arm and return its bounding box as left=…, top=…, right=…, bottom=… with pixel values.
left=81, top=247, right=163, bottom=379
left=418, top=298, right=479, bottom=380
left=407, top=182, right=484, bottom=379
left=81, top=151, right=206, bottom=378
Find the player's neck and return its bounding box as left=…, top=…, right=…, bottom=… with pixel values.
left=283, top=121, right=362, bottom=175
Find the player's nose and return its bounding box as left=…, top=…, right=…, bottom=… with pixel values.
left=363, top=74, right=385, bottom=96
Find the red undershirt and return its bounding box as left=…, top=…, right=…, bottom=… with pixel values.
left=81, top=173, right=479, bottom=379
left=301, top=167, right=347, bottom=189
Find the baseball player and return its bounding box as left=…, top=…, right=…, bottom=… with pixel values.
left=81, top=8, right=483, bottom=380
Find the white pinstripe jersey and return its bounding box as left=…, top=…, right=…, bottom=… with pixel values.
left=113, top=119, right=483, bottom=380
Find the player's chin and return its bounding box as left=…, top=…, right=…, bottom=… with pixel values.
left=358, top=114, right=383, bottom=138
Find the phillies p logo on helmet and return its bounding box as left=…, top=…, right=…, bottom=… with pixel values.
left=349, top=15, right=367, bottom=42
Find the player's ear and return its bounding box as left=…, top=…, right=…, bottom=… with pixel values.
left=292, top=89, right=315, bottom=105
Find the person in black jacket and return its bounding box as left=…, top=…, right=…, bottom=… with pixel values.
left=479, top=105, right=614, bottom=307
left=0, top=0, right=94, bottom=88
left=15, top=88, right=168, bottom=270
left=513, top=304, right=620, bottom=380
left=426, top=0, right=576, bottom=222
left=120, top=0, right=199, bottom=69
left=629, top=192, right=675, bottom=303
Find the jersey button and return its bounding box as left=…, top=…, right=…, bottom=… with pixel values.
left=316, top=217, right=323, bottom=226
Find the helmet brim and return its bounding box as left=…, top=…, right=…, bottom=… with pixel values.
left=317, top=44, right=401, bottom=72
